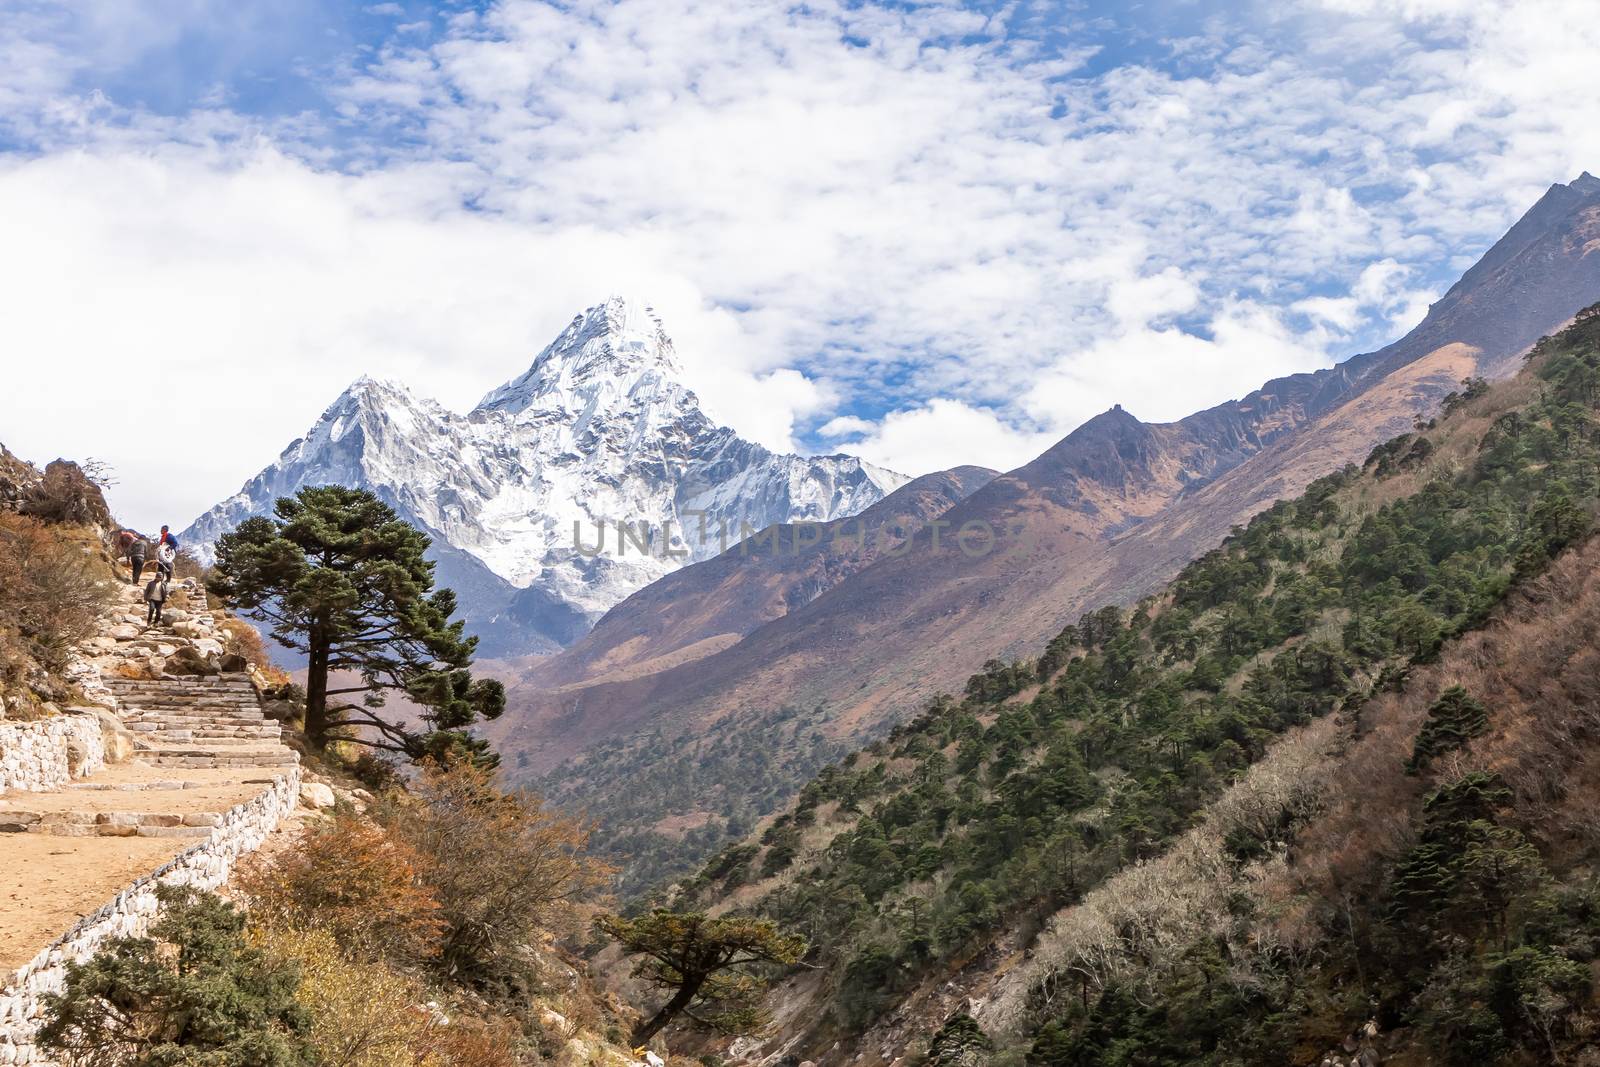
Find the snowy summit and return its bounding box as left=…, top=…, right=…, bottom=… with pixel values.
left=182, top=297, right=906, bottom=654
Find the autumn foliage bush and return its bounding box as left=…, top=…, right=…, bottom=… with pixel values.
left=238, top=811, right=444, bottom=967
left=0, top=513, right=113, bottom=667
left=219, top=617, right=291, bottom=685
left=380, top=760, right=614, bottom=986
left=226, top=760, right=617, bottom=1064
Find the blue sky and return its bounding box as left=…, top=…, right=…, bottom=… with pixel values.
left=1, top=0, right=1596, bottom=531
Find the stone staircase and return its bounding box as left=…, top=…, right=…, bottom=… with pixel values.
left=1, top=671, right=298, bottom=839
left=3, top=572, right=311, bottom=1064
left=103, top=675, right=296, bottom=770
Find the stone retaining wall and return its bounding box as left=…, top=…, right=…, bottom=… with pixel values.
left=0, top=716, right=105, bottom=797
left=0, top=765, right=301, bottom=1064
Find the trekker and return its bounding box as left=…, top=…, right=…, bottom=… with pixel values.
left=155, top=525, right=179, bottom=579
left=143, top=573, right=169, bottom=625
left=127, top=534, right=148, bottom=585
left=156, top=540, right=176, bottom=580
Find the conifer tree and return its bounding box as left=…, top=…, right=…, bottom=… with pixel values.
left=211, top=485, right=504, bottom=762
left=595, top=910, right=806, bottom=1044
left=1408, top=686, right=1490, bottom=772
left=39, top=887, right=314, bottom=1065
left=928, top=1013, right=993, bottom=1067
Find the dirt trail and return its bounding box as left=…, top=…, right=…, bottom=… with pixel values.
left=0, top=576, right=300, bottom=974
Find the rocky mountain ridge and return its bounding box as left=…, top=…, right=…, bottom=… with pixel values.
left=182, top=298, right=907, bottom=655
left=494, top=172, right=1600, bottom=891
left=671, top=302, right=1600, bottom=1067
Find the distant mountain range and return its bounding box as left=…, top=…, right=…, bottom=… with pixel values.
left=182, top=298, right=907, bottom=655
left=182, top=172, right=1600, bottom=887
left=486, top=172, right=1600, bottom=881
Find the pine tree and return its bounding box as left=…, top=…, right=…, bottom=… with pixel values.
left=595, top=910, right=806, bottom=1044
left=928, top=1013, right=993, bottom=1067
left=211, top=485, right=504, bottom=762
left=1407, top=686, right=1491, bottom=772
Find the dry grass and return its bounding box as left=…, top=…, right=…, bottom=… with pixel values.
left=238, top=810, right=446, bottom=968
left=253, top=926, right=437, bottom=1067
left=0, top=514, right=115, bottom=666
left=1284, top=536, right=1600, bottom=913
left=110, top=661, right=157, bottom=680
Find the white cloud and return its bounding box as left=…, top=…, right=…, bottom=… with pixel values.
left=0, top=147, right=825, bottom=528
left=1107, top=267, right=1202, bottom=330
left=1026, top=302, right=1335, bottom=430
left=0, top=0, right=1597, bottom=529
left=822, top=399, right=1058, bottom=478
left=817, top=415, right=875, bottom=439
left=1294, top=259, right=1432, bottom=335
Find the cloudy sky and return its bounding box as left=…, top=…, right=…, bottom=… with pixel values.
left=1, top=0, right=1596, bottom=531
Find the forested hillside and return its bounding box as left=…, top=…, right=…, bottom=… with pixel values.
left=674, top=306, right=1600, bottom=1065
left=513, top=174, right=1600, bottom=893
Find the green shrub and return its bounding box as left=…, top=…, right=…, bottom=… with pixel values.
left=38, top=886, right=315, bottom=1066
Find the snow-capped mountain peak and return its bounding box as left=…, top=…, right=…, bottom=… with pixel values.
left=183, top=298, right=908, bottom=655
left=477, top=296, right=684, bottom=419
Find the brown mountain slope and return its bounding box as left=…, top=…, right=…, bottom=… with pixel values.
left=499, top=465, right=997, bottom=697
left=494, top=174, right=1600, bottom=873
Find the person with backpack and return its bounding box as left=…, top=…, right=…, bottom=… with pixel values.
left=143, top=572, right=169, bottom=625
left=126, top=533, right=148, bottom=585
left=156, top=539, right=176, bottom=579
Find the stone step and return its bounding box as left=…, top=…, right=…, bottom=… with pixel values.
left=132, top=740, right=292, bottom=755
left=104, top=683, right=256, bottom=694
left=112, top=682, right=256, bottom=688
left=0, top=810, right=220, bottom=838
left=124, top=713, right=272, bottom=723
left=106, top=684, right=254, bottom=694
left=111, top=695, right=257, bottom=702
left=109, top=685, right=257, bottom=693
left=136, top=732, right=281, bottom=747
left=139, top=746, right=299, bottom=769
left=123, top=710, right=265, bottom=716
left=108, top=688, right=258, bottom=698
left=135, top=726, right=279, bottom=735
left=132, top=722, right=280, bottom=734
left=122, top=703, right=265, bottom=713
left=120, top=705, right=263, bottom=715
left=104, top=694, right=256, bottom=700
left=149, top=710, right=264, bottom=717
left=118, top=697, right=262, bottom=703
left=115, top=696, right=259, bottom=706
left=65, top=779, right=202, bottom=791
left=105, top=674, right=253, bottom=684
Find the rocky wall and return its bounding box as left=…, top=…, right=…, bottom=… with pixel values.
left=0, top=715, right=105, bottom=796
left=0, top=766, right=302, bottom=1064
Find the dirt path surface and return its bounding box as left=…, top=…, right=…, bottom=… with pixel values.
left=0, top=836, right=186, bottom=971
left=1, top=576, right=302, bottom=978
left=0, top=780, right=262, bottom=815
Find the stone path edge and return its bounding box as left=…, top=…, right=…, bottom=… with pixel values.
left=0, top=764, right=301, bottom=1063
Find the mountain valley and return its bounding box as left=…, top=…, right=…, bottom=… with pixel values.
left=490, top=173, right=1600, bottom=892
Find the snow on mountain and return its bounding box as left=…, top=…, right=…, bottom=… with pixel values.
left=181, top=297, right=907, bottom=655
